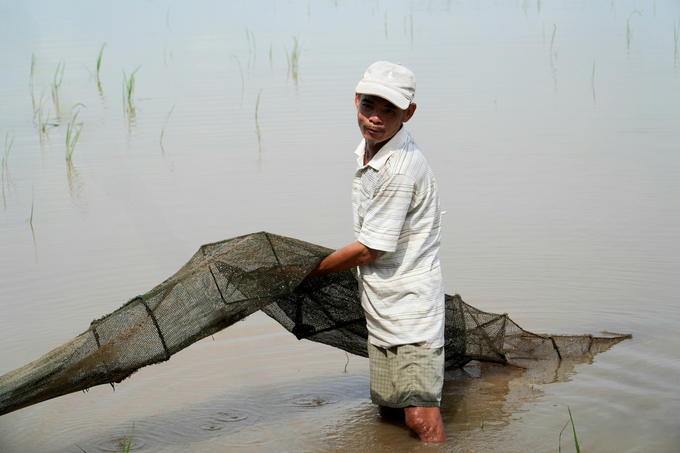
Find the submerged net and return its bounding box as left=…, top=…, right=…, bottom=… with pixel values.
left=0, top=232, right=630, bottom=416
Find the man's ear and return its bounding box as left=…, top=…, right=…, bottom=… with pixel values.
left=402, top=103, right=417, bottom=123
left=355, top=93, right=361, bottom=109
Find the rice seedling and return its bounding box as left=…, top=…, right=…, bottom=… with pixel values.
left=160, top=102, right=176, bottom=152
left=30, top=52, right=36, bottom=109
left=122, top=66, right=140, bottom=114
left=480, top=419, right=484, bottom=430
left=285, top=35, right=302, bottom=84
left=558, top=406, right=581, bottom=453
left=29, top=184, right=36, bottom=242
left=550, top=24, right=557, bottom=56
left=246, top=27, right=256, bottom=68
left=269, top=42, right=273, bottom=68
left=230, top=55, right=245, bottom=100
left=254, top=89, right=263, bottom=144
left=96, top=43, right=106, bottom=80
left=122, top=423, right=135, bottom=453
left=163, top=42, right=174, bottom=66
left=65, top=110, right=83, bottom=161
left=2, top=132, right=14, bottom=183
left=626, top=10, right=642, bottom=49
left=52, top=61, right=65, bottom=118
left=384, top=11, right=388, bottom=38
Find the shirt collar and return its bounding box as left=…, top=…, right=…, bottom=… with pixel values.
left=354, top=126, right=409, bottom=170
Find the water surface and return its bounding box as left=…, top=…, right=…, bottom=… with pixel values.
left=1, top=0, right=679, bottom=451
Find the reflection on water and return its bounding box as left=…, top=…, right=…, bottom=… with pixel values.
left=66, top=161, right=86, bottom=211
left=1, top=0, right=679, bottom=451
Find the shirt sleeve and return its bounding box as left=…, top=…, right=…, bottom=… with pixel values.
left=357, top=174, right=415, bottom=253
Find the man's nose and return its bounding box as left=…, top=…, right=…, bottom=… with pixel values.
left=368, top=110, right=382, bottom=123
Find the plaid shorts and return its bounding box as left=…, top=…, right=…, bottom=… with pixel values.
left=367, top=341, right=444, bottom=408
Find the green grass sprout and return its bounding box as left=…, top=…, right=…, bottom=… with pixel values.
left=626, top=10, right=642, bottom=49
left=2, top=132, right=14, bottom=183
left=559, top=406, right=581, bottom=452
left=384, top=11, right=388, bottom=38
left=269, top=42, right=273, bottom=68
left=65, top=109, right=83, bottom=161
left=255, top=89, right=263, bottom=152
left=96, top=43, right=106, bottom=80
left=550, top=23, right=557, bottom=55
left=52, top=61, right=65, bottom=118
left=246, top=27, right=256, bottom=70
left=30, top=53, right=36, bottom=109
left=230, top=55, right=245, bottom=101
left=122, top=422, right=135, bottom=453
left=591, top=59, right=597, bottom=104
left=122, top=66, right=141, bottom=114
left=568, top=406, right=580, bottom=452
left=30, top=183, right=35, bottom=236
left=255, top=89, right=263, bottom=134
left=285, top=35, right=302, bottom=85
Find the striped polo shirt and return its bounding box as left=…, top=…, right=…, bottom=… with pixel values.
left=352, top=126, right=445, bottom=349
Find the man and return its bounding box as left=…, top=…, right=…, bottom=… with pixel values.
left=306, top=61, right=446, bottom=442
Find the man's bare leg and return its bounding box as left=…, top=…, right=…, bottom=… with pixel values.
left=403, top=406, right=447, bottom=442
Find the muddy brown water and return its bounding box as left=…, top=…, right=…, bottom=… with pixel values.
left=1, top=0, right=679, bottom=451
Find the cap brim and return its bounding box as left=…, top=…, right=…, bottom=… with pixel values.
left=355, top=81, right=411, bottom=110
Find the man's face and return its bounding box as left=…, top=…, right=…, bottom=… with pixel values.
left=355, top=94, right=416, bottom=146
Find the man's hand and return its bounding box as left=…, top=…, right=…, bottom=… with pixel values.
left=304, top=241, right=379, bottom=280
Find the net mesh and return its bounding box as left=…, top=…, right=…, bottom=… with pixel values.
left=0, top=232, right=630, bottom=416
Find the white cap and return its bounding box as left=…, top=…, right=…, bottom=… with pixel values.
left=355, top=61, right=416, bottom=110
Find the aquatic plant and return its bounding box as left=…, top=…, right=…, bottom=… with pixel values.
left=626, top=10, right=642, bottom=49
left=96, top=44, right=106, bottom=80
left=285, top=35, right=302, bottom=84
left=550, top=24, right=557, bottom=56
left=2, top=133, right=14, bottom=183
left=269, top=42, right=273, bottom=68
left=122, top=66, right=140, bottom=114
left=254, top=89, right=263, bottom=134
left=246, top=27, right=256, bottom=71
left=160, top=102, right=176, bottom=152
left=65, top=110, right=83, bottom=161
left=30, top=186, right=35, bottom=231
left=122, top=423, right=134, bottom=453
left=255, top=89, right=263, bottom=153
left=558, top=406, right=581, bottom=452
left=30, top=53, right=36, bottom=109
left=230, top=55, right=245, bottom=100
left=51, top=61, right=65, bottom=118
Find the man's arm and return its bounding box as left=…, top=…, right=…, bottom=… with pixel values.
left=304, top=241, right=379, bottom=280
